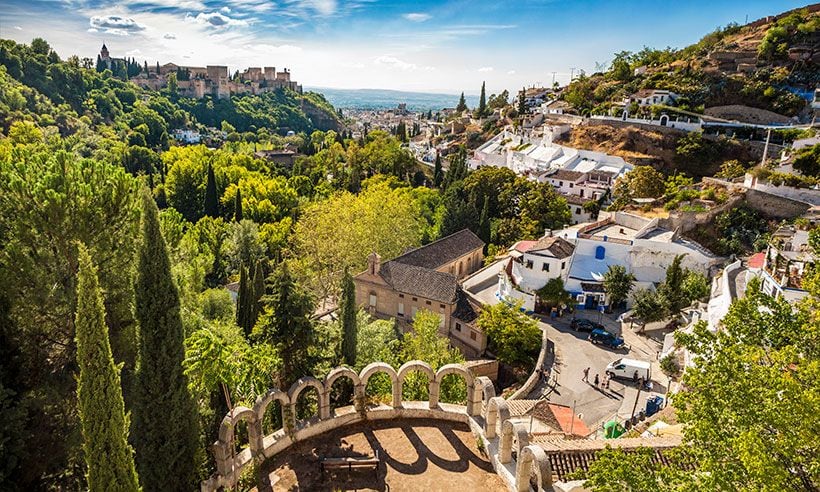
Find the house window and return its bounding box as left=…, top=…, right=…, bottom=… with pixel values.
left=440, top=304, right=445, bottom=308
left=569, top=183, right=574, bottom=188
left=412, top=297, right=418, bottom=301
left=369, top=293, right=377, bottom=307
left=398, top=293, right=404, bottom=298
left=580, top=189, right=584, bottom=197
left=525, top=260, right=534, bottom=269
left=576, top=207, right=582, bottom=214
left=576, top=294, right=585, bottom=303
left=398, top=302, right=404, bottom=317
left=561, top=261, right=565, bottom=269
left=542, top=262, right=550, bottom=272
left=558, top=181, right=563, bottom=186
left=412, top=306, right=418, bottom=318
left=470, top=331, right=477, bottom=341
left=455, top=323, right=462, bottom=332
left=426, top=300, right=431, bottom=305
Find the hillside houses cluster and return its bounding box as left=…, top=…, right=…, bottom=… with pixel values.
left=99, top=44, right=302, bottom=99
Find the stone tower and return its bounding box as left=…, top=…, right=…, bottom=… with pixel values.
left=100, top=43, right=110, bottom=61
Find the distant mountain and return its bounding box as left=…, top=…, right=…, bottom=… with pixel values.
left=308, top=87, right=479, bottom=112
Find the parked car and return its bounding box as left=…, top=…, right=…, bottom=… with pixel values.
left=589, top=328, right=626, bottom=349
left=605, top=357, right=651, bottom=380
left=571, top=318, right=604, bottom=332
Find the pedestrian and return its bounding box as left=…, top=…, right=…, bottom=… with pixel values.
left=594, top=373, right=600, bottom=387
left=582, top=367, right=590, bottom=382
left=605, top=374, right=611, bottom=390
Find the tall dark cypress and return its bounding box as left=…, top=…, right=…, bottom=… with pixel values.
left=339, top=267, right=357, bottom=367
left=236, top=264, right=249, bottom=334
left=204, top=163, right=219, bottom=218
left=249, top=259, right=265, bottom=331
left=132, top=189, right=200, bottom=491
left=478, top=195, right=491, bottom=246
left=456, top=92, right=467, bottom=112
left=75, top=245, right=140, bottom=492
left=254, top=263, right=315, bottom=388
left=433, top=153, right=443, bottom=188
left=477, top=81, right=487, bottom=117
left=234, top=188, right=243, bottom=222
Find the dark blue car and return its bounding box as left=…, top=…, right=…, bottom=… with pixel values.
left=589, top=328, right=625, bottom=349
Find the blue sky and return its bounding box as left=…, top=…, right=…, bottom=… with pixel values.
left=0, top=0, right=810, bottom=93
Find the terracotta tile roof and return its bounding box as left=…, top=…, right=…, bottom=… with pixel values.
left=529, top=236, right=575, bottom=259
left=392, top=229, right=484, bottom=270
left=748, top=252, right=766, bottom=269
left=452, top=290, right=481, bottom=324
left=505, top=399, right=538, bottom=416
left=379, top=261, right=458, bottom=304
left=538, top=402, right=590, bottom=436
left=563, top=194, right=589, bottom=205
left=513, top=240, right=539, bottom=253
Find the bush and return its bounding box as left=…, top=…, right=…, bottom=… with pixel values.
left=660, top=354, right=681, bottom=378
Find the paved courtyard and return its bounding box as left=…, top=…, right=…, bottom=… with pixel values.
left=259, top=419, right=505, bottom=491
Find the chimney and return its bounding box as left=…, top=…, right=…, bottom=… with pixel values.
left=545, top=228, right=553, bottom=238
left=367, top=252, right=381, bottom=275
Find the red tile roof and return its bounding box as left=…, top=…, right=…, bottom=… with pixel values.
left=548, top=403, right=590, bottom=436
left=748, top=252, right=766, bottom=269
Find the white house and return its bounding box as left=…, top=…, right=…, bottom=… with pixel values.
left=173, top=129, right=202, bottom=144
left=756, top=225, right=816, bottom=304
left=497, top=235, right=575, bottom=312
left=623, top=89, right=679, bottom=107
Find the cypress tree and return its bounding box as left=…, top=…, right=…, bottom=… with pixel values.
left=339, top=267, right=357, bottom=367
left=477, top=82, right=487, bottom=117
left=75, top=245, right=140, bottom=492
left=156, top=61, right=160, bottom=74
left=204, top=163, right=219, bottom=218
left=249, top=259, right=265, bottom=331
left=132, top=189, right=200, bottom=491
left=254, top=263, right=315, bottom=387
left=456, top=92, right=467, bottom=112
left=236, top=264, right=249, bottom=334
left=433, top=153, right=443, bottom=188
left=518, top=87, right=526, bottom=115
left=234, top=188, right=243, bottom=222
left=479, top=195, right=491, bottom=246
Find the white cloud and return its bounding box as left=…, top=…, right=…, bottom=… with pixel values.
left=14, top=26, right=22, bottom=30
left=507, top=70, right=516, bottom=75
left=244, top=43, right=303, bottom=55
left=191, top=12, right=249, bottom=28
left=220, top=6, right=231, bottom=14
left=126, top=48, right=142, bottom=55
left=478, top=66, right=494, bottom=72
left=163, top=33, right=177, bottom=39
left=89, top=15, right=146, bottom=34
left=373, top=55, right=434, bottom=71
left=403, top=13, right=430, bottom=22
left=285, top=0, right=338, bottom=16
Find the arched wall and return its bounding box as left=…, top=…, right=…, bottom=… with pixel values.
left=288, top=376, right=329, bottom=420
left=360, top=361, right=401, bottom=408
left=515, top=445, right=552, bottom=492
left=398, top=360, right=438, bottom=408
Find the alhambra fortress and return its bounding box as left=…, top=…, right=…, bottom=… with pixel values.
left=98, top=44, right=302, bottom=99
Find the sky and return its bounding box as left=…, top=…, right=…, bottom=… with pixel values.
left=0, top=0, right=811, bottom=94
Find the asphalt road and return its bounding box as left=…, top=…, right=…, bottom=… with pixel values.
left=534, top=312, right=667, bottom=433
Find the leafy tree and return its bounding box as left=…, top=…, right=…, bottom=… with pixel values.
left=204, top=162, right=219, bottom=218
left=611, top=165, right=665, bottom=208
left=443, top=147, right=469, bottom=189
left=715, top=159, right=747, bottom=179
left=603, top=265, right=636, bottom=310
left=249, top=259, right=265, bottom=332
left=401, top=310, right=466, bottom=403
left=656, top=254, right=688, bottom=315
left=476, top=301, right=541, bottom=365
left=536, top=278, right=572, bottom=308
left=793, top=143, right=820, bottom=177
left=681, top=269, right=710, bottom=303
left=339, top=267, right=358, bottom=367
left=571, top=446, right=688, bottom=491
left=518, top=87, right=526, bottom=115
left=253, top=262, right=316, bottom=388
left=440, top=189, right=479, bottom=239
left=132, top=189, right=200, bottom=491
left=630, top=288, right=666, bottom=328
left=236, top=264, right=250, bottom=335
left=74, top=245, right=140, bottom=492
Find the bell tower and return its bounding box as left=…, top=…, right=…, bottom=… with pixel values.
left=100, top=43, right=110, bottom=60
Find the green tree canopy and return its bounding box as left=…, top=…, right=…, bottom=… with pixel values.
left=476, top=301, right=542, bottom=365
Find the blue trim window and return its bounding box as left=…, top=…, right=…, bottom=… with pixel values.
left=595, top=245, right=606, bottom=260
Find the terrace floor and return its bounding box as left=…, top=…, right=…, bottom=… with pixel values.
left=258, top=418, right=505, bottom=491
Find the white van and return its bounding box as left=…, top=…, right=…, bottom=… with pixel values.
left=605, top=358, right=651, bottom=381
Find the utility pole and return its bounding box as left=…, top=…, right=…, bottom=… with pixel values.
left=551, top=72, right=557, bottom=87
left=630, top=383, right=642, bottom=420
left=570, top=399, right=577, bottom=435
left=570, top=67, right=577, bottom=81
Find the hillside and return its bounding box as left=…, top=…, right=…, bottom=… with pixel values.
left=0, top=38, right=341, bottom=139
left=561, top=4, right=820, bottom=119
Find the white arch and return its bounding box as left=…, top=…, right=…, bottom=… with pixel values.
left=288, top=376, right=329, bottom=420
left=359, top=362, right=400, bottom=408
left=252, top=388, right=290, bottom=444
left=214, top=406, right=258, bottom=476
left=515, top=445, right=551, bottom=492
left=476, top=376, right=495, bottom=418
left=398, top=360, right=438, bottom=408
left=435, top=364, right=477, bottom=414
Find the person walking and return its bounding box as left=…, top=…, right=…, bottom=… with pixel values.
left=605, top=374, right=611, bottom=390
left=593, top=373, right=600, bottom=387
left=582, top=367, right=590, bottom=382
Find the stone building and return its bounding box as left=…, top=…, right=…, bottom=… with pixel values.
left=354, top=229, right=486, bottom=357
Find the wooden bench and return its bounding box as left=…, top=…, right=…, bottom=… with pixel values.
left=320, top=450, right=380, bottom=479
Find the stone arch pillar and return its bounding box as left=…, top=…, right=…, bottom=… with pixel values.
left=435, top=363, right=476, bottom=413
left=359, top=362, right=399, bottom=409
left=397, top=360, right=437, bottom=409
left=287, top=376, right=327, bottom=424
left=215, top=406, right=256, bottom=473
left=515, top=445, right=552, bottom=492
left=476, top=376, right=495, bottom=419
left=500, top=420, right=530, bottom=464
left=252, top=388, right=290, bottom=451
left=484, top=396, right=509, bottom=439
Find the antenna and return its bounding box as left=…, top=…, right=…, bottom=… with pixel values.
left=570, top=67, right=577, bottom=80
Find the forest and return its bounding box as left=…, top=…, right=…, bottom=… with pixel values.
left=0, top=37, right=568, bottom=489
